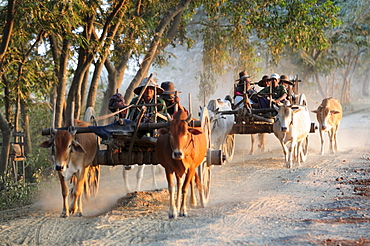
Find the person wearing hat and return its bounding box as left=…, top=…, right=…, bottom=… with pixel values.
left=108, top=92, right=127, bottom=119
left=128, top=77, right=167, bottom=124
left=257, top=73, right=287, bottom=108
left=234, top=72, right=258, bottom=108
left=279, top=75, right=296, bottom=103
left=257, top=75, right=271, bottom=88
left=235, top=71, right=252, bottom=95
left=159, top=81, right=187, bottom=117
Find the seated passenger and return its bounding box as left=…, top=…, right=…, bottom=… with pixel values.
left=159, top=81, right=188, bottom=117
left=128, top=77, right=167, bottom=124
left=234, top=72, right=258, bottom=109
left=108, top=92, right=127, bottom=120
left=257, top=73, right=287, bottom=108
left=257, top=75, right=271, bottom=88
left=279, top=75, right=296, bottom=103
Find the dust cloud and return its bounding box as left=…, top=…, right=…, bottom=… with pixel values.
left=35, top=165, right=167, bottom=217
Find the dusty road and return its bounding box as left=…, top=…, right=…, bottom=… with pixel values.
left=1, top=108, right=370, bottom=246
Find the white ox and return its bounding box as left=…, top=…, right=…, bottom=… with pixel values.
left=273, top=102, right=311, bottom=168
left=122, top=164, right=159, bottom=192
left=312, top=97, right=342, bottom=155
left=207, top=99, right=235, bottom=152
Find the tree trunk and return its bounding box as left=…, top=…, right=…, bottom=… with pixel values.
left=80, top=68, right=90, bottom=112
left=123, top=0, right=191, bottom=103
left=21, top=101, right=32, bottom=156
left=66, top=64, right=90, bottom=122
left=2, top=74, right=11, bottom=122
left=362, top=70, right=370, bottom=97
left=0, top=112, right=11, bottom=176
left=341, top=77, right=351, bottom=103
left=50, top=36, right=70, bottom=127
left=100, top=50, right=131, bottom=123
left=0, top=0, right=14, bottom=66
left=314, top=73, right=325, bottom=98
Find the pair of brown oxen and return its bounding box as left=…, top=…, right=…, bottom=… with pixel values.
left=40, top=108, right=206, bottom=219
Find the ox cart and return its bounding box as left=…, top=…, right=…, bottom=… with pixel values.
left=210, top=77, right=316, bottom=163
left=42, top=106, right=222, bottom=208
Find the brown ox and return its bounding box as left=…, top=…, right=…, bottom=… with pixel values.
left=312, top=97, right=342, bottom=155
left=156, top=109, right=207, bottom=219
left=40, top=119, right=99, bottom=217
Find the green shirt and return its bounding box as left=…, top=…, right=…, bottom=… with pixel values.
left=258, top=85, right=287, bottom=100
left=128, top=97, right=167, bottom=123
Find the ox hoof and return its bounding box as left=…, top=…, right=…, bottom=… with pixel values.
left=179, top=212, right=189, bottom=217
left=75, top=212, right=83, bottom=217
left=168, top=213, right=177, bottom=219
left=60, top=213, right=69, bottom=218
left=284, top=163, right=292, bottom=168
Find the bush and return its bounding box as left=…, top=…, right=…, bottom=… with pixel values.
left=0, top=176, right=38, bottom=211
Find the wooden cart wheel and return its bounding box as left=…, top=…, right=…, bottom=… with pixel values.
left=198, top=107, right=211, bottom=207
left=300, top=135, right=309, bottom=163
left=222, top=134, right=235, bottom=163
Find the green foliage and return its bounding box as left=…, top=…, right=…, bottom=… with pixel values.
left=27, top=102, right=54, bottom=179
left=196, top=0, right=340, bottom=101
left=0, top=176, right=38, bottom=211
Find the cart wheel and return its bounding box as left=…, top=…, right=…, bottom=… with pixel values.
left=300, top=136, right=309, bottom=163
left=222, top=134, right=235, bottom=163
left=198, top=107, right=211, bottom=207
left=297, top=94, right=307, bottom=106
left=198, top=160, right=211, bottom=208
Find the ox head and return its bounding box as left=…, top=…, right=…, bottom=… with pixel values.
left=167, top=110, right=202, bottom=160
left=275, top=103, right=301, bottom=133
left=39, top=129, right=86, bottom=172
left=312, top=107, right=340, bottom=130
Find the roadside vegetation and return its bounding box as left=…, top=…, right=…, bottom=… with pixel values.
left=0, top=0, right=369, bottom=210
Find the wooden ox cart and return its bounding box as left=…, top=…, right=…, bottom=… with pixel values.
left=42, top=106, right=222, bottom=208
left=210, top=76, right=316, bottom=163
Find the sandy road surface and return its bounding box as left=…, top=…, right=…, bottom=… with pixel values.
left=1, top=108, right=370, bottom=246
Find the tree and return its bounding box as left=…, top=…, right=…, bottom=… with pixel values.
left=194, top=0, right=340, bottom=103
left=0, top=0, right=15, bottom=175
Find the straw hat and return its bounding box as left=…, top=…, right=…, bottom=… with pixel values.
left=134, top=77, right=164, bottom=95
left=279, top=75, right=295, bottom=85
left=160, top=81, right=181, bottom=95
left=258, top=75, right=270, bottom=87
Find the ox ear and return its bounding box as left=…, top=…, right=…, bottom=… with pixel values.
left=72, top=140, right=86, bottom=153
left=158, top=128, right=169, bottom=135
left=188, top=128, right=202, bottom=135
left=331, top=110, right=340, bottom=114
left=39, top=139, right=53, bottom=148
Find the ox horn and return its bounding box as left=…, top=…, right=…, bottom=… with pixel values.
left=185, top=113, right=192, bottom=123
left=166, top=113, right=172, bottom=123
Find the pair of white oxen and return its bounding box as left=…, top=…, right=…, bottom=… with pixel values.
left=207, top=96, right=342, bottom=169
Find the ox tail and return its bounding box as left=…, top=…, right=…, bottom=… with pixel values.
left=84, top=165, right=100, bottom=200
left=69, top=174, right=77, bottom=200
left=194, top=172, right=203, bottom=192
